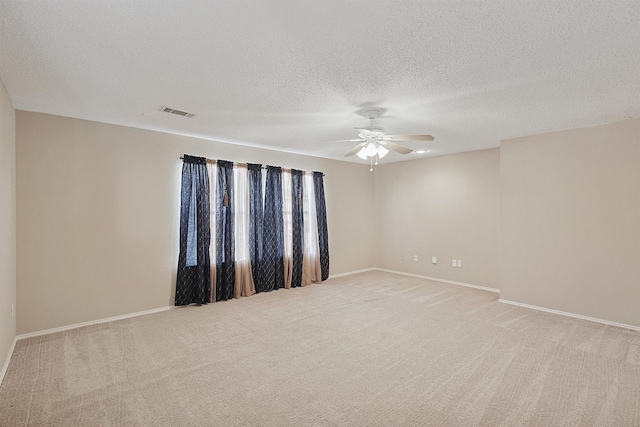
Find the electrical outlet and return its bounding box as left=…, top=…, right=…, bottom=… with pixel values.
left=457, top=260, right=462, bottom=268
left=401, top=254, right=405, bottom=261
left=451, top=259, right=457, bottom=267
left=413, top=255, right=418, bottom=262
left=432, top=256, right=437, bottom=264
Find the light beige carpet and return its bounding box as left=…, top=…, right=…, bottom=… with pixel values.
left=1, top=271, right=639, bottom=426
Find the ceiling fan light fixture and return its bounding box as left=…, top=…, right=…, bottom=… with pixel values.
left=377, top=145, right=389, bottom=158
left=356, top=148, right=368, bottom=160
left=364, top=141, right=378, bottom=157
left=415, top=149, right=426, bottom=154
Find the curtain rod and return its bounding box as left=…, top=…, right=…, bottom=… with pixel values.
left=179, top=156, right=324, bottom=175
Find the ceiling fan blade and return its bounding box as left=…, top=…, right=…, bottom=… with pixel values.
left=380, top=140, right=413, bottom=155
left=313, top=139, right=364, bottom=145
left=386, top=134, right=435, bottom=142
left=344, top=142, right=366, bottom=157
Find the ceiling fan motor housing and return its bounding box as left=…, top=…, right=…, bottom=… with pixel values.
left=356, top=126, right=386, bottom=139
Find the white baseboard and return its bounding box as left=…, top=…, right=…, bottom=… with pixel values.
left=328, top=268, right=376, bottom=279
left=0, top=336, right=17, bottom=387
left=16, top=306, right=173, bottom=341
left=499, top=299, right=640, bottom=331
left=374, top=268, right=500, bottom=293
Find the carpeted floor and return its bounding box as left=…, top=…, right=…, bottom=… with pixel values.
left=1, top=271, right=639, bottom=426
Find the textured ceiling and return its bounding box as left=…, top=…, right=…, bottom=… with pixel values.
left=0, top=0, right=639, bottom=164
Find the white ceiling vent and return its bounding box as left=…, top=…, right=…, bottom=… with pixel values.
left=161, top=106, right=195, bottom=118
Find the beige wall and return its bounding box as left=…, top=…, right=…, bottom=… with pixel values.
left=0, top=80, right=16, bottom=369
left=16, top=111, right=375, bottom=334
left=14, top=109, right=638, bottom=334
left=373, top=149, right=501, bottom=289
left=501, top=119, right=640, bottom=327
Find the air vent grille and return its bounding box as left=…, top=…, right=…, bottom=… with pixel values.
left=161, top=106, right=195, bottom=118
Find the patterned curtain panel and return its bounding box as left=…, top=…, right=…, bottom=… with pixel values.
left=290, top=169, right=304, bottom=288
left=313, top=171, right=330, bottom=280
left=175, top=155, right=211, bottom=306
left=215, top=160, right=235, bottom=301
left=260, top=166, right=285, bottom=292
left=247, top=163, right=265, bottom=291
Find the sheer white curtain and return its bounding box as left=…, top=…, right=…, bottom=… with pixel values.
left=302, top=172, right=321, bottom=285
left=281, top=169, right=293, bottom=288
left=207, top=161, right=218, bottom=302
left=233, top=164, right=255, bottom=298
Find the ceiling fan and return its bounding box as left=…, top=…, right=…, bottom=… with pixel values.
left=334, top=110, right=434, bottom=167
